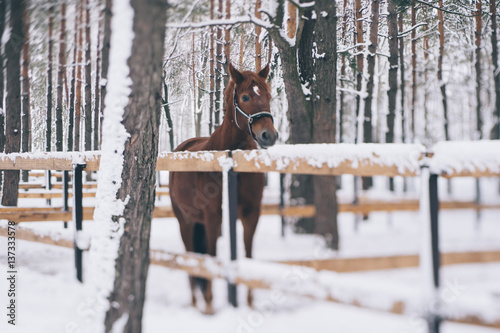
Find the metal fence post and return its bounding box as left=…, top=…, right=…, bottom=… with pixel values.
left=420, top=166, right=441, bottom=333
left=279, top=173, right=285, bottom=237
left=73, top=163, right=85, bottom=282
left=428, top=172, right=441, bottom=333
left=63, top=170, right=69, bottom=229
left=227, top=168, right=238, bottom=307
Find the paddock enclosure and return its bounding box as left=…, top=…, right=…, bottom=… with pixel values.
left=1, top=141, right=500, bottom=332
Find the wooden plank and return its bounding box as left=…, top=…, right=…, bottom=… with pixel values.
left=156, top=151, right=228, bottom=172
left=0, top=225, right=73, bottom=248
left=0, top=227, right=498, bottom=329
left=232, top=150, right=420, bottom=177
left=441, top=169, right=500, bottom=178
left=0, top=153, right=101, bottom=171
left=17, top=192, right=97, bottom=199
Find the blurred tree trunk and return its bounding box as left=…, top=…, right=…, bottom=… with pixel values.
left=399, top=14, right=406, bottom=144
left=311, top=0, right=339, bottom=249
left=2, top=0, right=25, bottom=206
left=103, top=0, right=166, bottom=330
left=192, top=33, right=199, bottom=137
left=411, top=1, right=417, bottom=142
left=56, top=3, right=66, bottom=152
left=386, top=0, right=398, bottom=192
left=354, top=0, right=364, bottom=143
left=423, top=7, right=429, bottom=143
left=223, top=0, right=230, bottom=87
left=100, top=0, right=112, bottom=143
left=0, top=0, right=5, bottom=189
left=47, top=5, right=54, bottom=152
left=255, top=0, right=262, bottom=71
left=68, top=4, right=78, bottom=152
left=84, top=0, right=92, bottom=155
left=437, top=0, right=449, bottom=141
left=162, top=77, right=174, bottom=151
left=75, top=2, right=84, bottom=151
left=209, top=0, right=214, bottom=134
left=490, top=0, right=500, bottom=139
left=21, top=4, right=31, bottom=182
left=339, top=0, right=347, bottom=145
left=362, top=0, right=379, bottom=190
left=475, top=0, right=483, bottom=139
left=94, top=13, right=102, bottom=150
left=214, top=0, right=223, bottom=128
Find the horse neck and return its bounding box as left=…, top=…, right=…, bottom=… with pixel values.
left=205, top=87, right=254, bottom=151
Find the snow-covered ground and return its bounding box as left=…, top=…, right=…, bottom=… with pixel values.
left=0, top=175, right=499, bottom=333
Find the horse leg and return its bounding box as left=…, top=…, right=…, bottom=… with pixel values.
left=202, top=222, right=219, bottom=315
left=174, top=210, right=198, bottom=308
left=240, top=209, right=260, bottom=308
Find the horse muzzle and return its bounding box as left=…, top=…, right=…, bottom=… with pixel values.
left=254, top=128, right=278, bottom=149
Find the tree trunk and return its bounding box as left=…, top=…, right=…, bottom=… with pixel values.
left=2, top=0, right=25, bottom=206
left=386, top=0, right=397, bottom=146
left=223, top=0, right=230, bottom=87
left=214, top=0, right=223, bottom=128
left=411, top=1, right=417, bottom=142
left=84, top=0, right=92, bottom=153
left=47, top=5, right=54, bottom=152
left=386, top=0, right=398, bottom=192
left=209, top=0, right=214, bottom=134
left=399, top=14, right=406, bottom=144
left=437, top=0, right=449, bottom=141
left=162, top=77, right=174, bottom=151
left=56, top=3, right=66, bottom=152
left=100, top=0, right=112, bottom=143
left=255, top=0, right=262, bottom=71
left=423, top=6, right=429, bottom=143
left=101, top=0, right=166, bottom=331
left=362, top=0, right=379, bottom=190
left=0, top=0, right=5, bottom=179
left=490, top=0, right=500, bottom=139
left=476, top=0, right=483, bottom=139
left=75, top=2, right=84, bottom=151
left=68, top=3, right=78, bottom=152
left=21, top=5, right=31, bottom=182
left=312, top=0, right=339, bottom=249
left=354, top=0, right=364, bottom=144
left=192, top=33, right=198, bottom=137
left=94, top=13, right=102, bottom=150
left=339, top=0, right=347, bottom=144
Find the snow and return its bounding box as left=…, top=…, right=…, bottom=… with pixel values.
left=430, top=140, right=500, bottom=175
left=86, top=0, right=135, bottom=331
left=240, top=143, right=425, bottom=175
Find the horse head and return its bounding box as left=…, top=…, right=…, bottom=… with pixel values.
left=228, top=63, right=278, bottom=149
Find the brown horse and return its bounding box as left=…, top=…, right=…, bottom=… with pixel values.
left=169, top=63, right=278, bottom=314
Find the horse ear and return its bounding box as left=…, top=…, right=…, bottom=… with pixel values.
left=258, top=64, right=270, bottom=79
left=229, top=63, right=244, bottom=84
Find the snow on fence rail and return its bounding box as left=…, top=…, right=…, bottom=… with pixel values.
left=1, top=142, right=499, bottom=177
left=0, top=223, right=499, bottom=329
left=0, top=143, right=426, bottom=176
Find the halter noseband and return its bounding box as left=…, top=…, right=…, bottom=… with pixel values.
left=233, top=89, right=274, bottom=141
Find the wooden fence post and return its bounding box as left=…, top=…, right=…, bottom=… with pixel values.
left=73, top=163, right=85, bottom=282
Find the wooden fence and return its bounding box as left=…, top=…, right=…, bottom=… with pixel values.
left=1, top=142, right=500, bottom=332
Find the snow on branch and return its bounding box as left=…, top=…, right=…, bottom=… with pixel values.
left=167, top=15, right=273, bottom=30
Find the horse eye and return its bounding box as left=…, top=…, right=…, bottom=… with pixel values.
left=241, top=95, right=250, bottom=102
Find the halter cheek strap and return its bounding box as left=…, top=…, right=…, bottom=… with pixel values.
left=233, top=89, right=274, bottom=141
